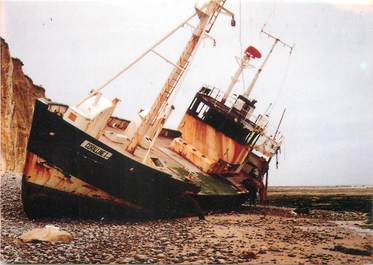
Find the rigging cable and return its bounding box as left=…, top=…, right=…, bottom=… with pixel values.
left=95, top=13, right=196, bottom=93
left=76, top=13, right=197, bottom=107
left=271, top=52, right=292, bottom=113
left=264, top=0, right=277, bottom=31
left=239, top=0, right=246, bottom=91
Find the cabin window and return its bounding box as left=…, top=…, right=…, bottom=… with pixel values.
left=198, top=105, right=210, bottom=119
left=195, top=102, right=205, bottom=114
left=188, top=98, right=197, bottom=111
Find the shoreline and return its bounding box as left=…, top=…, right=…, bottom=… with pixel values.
left=1, top=172, right=372, bottom=264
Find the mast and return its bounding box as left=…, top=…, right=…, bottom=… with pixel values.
left=222, top=46, right=261, bottom=104
left=126, top=0, right=233, bottom=154
left=243, top=27, right=294, bottom=98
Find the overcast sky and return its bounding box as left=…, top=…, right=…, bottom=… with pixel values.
left=1, top=0, right=372, bottom=186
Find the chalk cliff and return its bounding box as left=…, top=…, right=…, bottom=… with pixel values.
left=1, top=37, right=46, bottom=172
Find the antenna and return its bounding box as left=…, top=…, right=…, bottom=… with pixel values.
left=261, top=24, right=294, bottom=54
left=243, top=25, right=294, bottom=98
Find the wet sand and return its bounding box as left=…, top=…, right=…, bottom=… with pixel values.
left=1, top=172, right=372, bottom=264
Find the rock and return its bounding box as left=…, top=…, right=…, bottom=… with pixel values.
left=269, top=247, right=281, bottom=252
left=258, top=247, right=267, bottom=254
left=134, top=254, right=148, bottom=261
left=241, top=251, right=257, bottom=259
left=331, top=245, right=372, bottom=256
left=172, top=257, right=181, bottom=263
left=214, top=251, right=225, bottom=259
left=117, top=257, right=134, bottom=263
left=156, top=253, right=165, bottom=258
left=18, top=225, right=72, bottom=243
left=193, top=259, right=207, bottom=264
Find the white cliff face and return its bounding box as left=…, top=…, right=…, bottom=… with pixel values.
left=1, top=37, right=46, bottom=172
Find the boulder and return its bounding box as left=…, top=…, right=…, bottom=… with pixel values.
left=19, top=225, right=72, bottom=243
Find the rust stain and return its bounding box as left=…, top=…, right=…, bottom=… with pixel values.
left=179, top=114, right=250, bottom=164
left=23, top=152, right=142, bottom=210
left=171, top=114, right=251, bottom=174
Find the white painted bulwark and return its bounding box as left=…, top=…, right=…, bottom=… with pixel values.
left=63, top=92, right=120, bottom=138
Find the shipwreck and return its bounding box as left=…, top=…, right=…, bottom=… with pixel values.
left=22, top=0, right=290, bottom=218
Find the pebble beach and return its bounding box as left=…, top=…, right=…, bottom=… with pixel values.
left=1, top=172, right=372, bottom=264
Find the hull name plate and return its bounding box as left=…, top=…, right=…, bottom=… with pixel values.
left=80, top=140, right=112, bottom=160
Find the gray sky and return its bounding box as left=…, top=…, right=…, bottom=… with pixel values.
left=1, top=0, right=372, bottom=186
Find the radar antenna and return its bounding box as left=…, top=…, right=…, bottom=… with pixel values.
left=222, top=45, right=262, bottom=104
left=243, top=25, right=295, bottom=98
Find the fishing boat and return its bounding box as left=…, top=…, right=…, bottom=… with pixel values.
left=22, top=0, right=289, bottom=218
